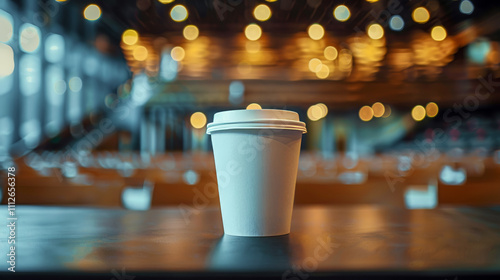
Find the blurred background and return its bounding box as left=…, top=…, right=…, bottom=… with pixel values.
left=1, top=0, right=499, bottom=210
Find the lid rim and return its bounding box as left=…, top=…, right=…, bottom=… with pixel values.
left=207, top=109, right=307, bottom=135
left=207, top=122, right=306, bottom=135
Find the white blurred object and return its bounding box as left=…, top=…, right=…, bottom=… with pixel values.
left=336, top=152, right=367, bottom=184
left=183, top=169, right=200, bottom=185
left=61, top=161, right=78, bottom=178
left=117, top=161, right=135, bottom=177
left=404, top=181, right=438, bottom=209
left=439, top=165, right=466, bottom=185
left=121, top=180, right=154, bottom=211
left=337, top=171, right=367, bottom=185
left=159, top=48, right=178, bottom=82
left=397, top=155, right=412, bottom=175
left=342, top=152, right=358, bottom=169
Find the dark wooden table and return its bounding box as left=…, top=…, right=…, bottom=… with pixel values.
left=1, top=205, right=500, bottom=279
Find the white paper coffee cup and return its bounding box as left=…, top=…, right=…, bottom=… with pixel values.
left=207, top=109, right=306, bottom=236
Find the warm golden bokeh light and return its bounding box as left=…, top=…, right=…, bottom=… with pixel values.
left=307, top=104, right=323, bottom=121
left=246, top=103, right=262, bottom=110
left=317, top=103, right=328, bottom=117
left=308, top=24, right=325, bottom=40
left=170, top=5, right=188, bottom=22
left=333, top=5, right=350, bottom=22
left=412, top=7, right=430, bottom=23
left=426, top=102, right=439, bottom=117
left=372, top=102, right=385, bottom=117
left=324, top=46, right=338, bottom=60
left=190, top=112, right=207, bottom=129
left=265, top=0, right=277, bottom=2
left=122, top=29, right=139, bottom=45
left=158, top=0, right=175, bottom=3
left=359, top=106, right=374, bottom=122
left=253, top=4, right=272, bottom=21
left=366, top=0, right=379, bottom=2
left=183, top=25, right=199, bottom=41
left=316, top=64, right=330, bottom=79
left=83, top=4, right=101, bottom=21
left=367, top=23, right=384, bottom=40
left=411, top=105, right=426, bottom=121
left=382, top=105, right=392, bottom=118
left=245, top=24, right=262, bottom=41
left=171, top=46, right=185, bottom=61
left=308, top=58, right=322, bottom=73
left=431, top=26, right=447, bottom=41
left=133, top=46, right=148, bottom=61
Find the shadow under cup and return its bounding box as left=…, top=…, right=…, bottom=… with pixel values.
left=207, top=109, right=307, bottom=237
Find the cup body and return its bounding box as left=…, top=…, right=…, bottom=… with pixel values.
left=208, top=109, right=306, bottom=236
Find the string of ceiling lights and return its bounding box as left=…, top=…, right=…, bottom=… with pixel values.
left=80, top=1, right=475, bottom=46
left=77, top=0, right=474, bottom=123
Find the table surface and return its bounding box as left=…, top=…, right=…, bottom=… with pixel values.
left=1, top=205, right=500, bottom=279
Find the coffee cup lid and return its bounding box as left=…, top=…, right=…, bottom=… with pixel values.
left=207, top=109, right=307, bottom=134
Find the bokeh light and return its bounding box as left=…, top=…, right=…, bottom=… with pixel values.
left=83, top=4, right=101, bottom=21
left=183, top=25, right=199, bottom=41
left=467, top=39, right=491, bottom=64
left=308, top=58, right=322, bottom=73
left=359, top=106, right=374, bottom=122
left=171, top=46, right=185, bottom=61
left=426, top=102, right=439, bottom=117
left=0, top=10, right=14, bottom=43
left=411, top=105, right=426, bottom=121
left=245, top=24, right=262, bottom=41
left=307, top=104, right=323, bottom=121
left=315, top=64, right=330, bottom=79
left=382, top=105, right=392, bottom=118
left=431, top=26, right=447, bottom=41
left=158, top=0, right=175, bottom=3
left=412, top=7, right=430, bottom=24
left=253, top=4, right=272, bottom=21
left=317, top=103, right=328, bottom=117
left=170, top=5, right=188, bottom=22
left=20, top=24, right=41, bottom=53
left=324, top=46, right=338, bottom=60
left=308, top=24, right=324, bottom=40
left=45, top=34, right=65, bottom=63
left=246, top=103, right=262, bottom=110
left=122, top=29, right=139, bottom=45
left=333, top=5, right=350, bottom=22
left=68, top=77, right=83, bottom=92
left=0, top=43, right=14, bottom=77
left=389, top=15, right=404, bottom=31
left=133, top=46, right=148, bottom=61
left=190, top=112, right=207, bottom=129
left=372, top=102, right=385, bottom=117
left=459, top=0, right=474, bottom=15
left=367, top=23, right=384, bottom=40
left=19, top=55, right=41, bottom=96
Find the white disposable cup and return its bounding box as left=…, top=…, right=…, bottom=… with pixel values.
left=207, top=109, right=307, bottom=237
